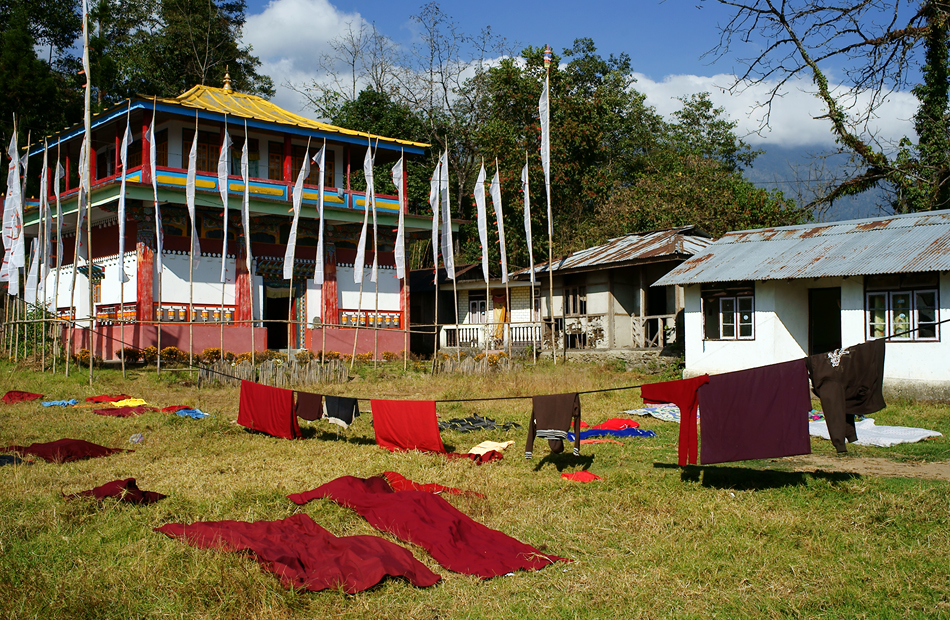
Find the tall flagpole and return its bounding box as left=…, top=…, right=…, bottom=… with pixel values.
left=429, top=154, right=440, bottom=372
left=240, top=120, right=255, bottom=367
left=40, top=140, right=49, bottom=371
left=392, top=148, right=408, bottom=371
left=541, top=44, right=556, bottom=363
left=475, top=159, right=489, bottom=355
left=81, top=0, right=94, bottom=384
left=371, top=139, right=379, bottom=369
left=522, top=151, right=538, bottom=364
left=147, top=97, right=164, bottom=376
left=52, top=140, right=62, bottom=372
left=218, top=113, right=231, bottom=358
left=494, top=158, right=512, bottom=359
left=350, top=136, right=374, bottom=371
left=186, top=111, right=199, bottom=368
left=118, top=101, right=131, bottom=377
left=313, top=139, right=327, bottom=364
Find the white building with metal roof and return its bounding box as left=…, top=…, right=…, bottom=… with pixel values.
left=655, top=210, right=950, bottom=399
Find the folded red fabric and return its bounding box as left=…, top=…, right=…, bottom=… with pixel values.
left=382, top=471, right=486, bottom=498
left=237, top=381, right=301, bottom=439
left=161, top=405, right=191, bottom=413
left=2, top=391, right=43, bottom=404
left=591, top=418, right=640, bottom=430
left=94, top=406, right=156, bottom=417
left=86, top=394, right=132, bottom=403
left=1, top=438, right=127, bottom=463
left=561, top=470, right=603, bottom=483
left=155, top=513, right=440, bottom=593
left=68, top=478, right=166, bottom=504
left=289, top=475, right=567, bottom=579
left=443, top=450, right=504, bottom=465
left=370, top=399, right=444, bottom=453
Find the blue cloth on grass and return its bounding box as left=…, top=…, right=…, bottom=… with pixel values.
left=41, top=399, right=79, bottom=407
left=175, top=408, right=210, bottom=419
left=568, top=428, right=657, bottom=441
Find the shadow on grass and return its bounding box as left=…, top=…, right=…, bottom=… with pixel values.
left=533, top=452, right=595, bottom=472
left=653, top=462, right=861, bottom=490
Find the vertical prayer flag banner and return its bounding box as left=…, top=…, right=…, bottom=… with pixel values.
left=284, top=138, right=310, bottom=280
left=439, top=151, right=455, bottom=280
left=186, top=121, right=200, bottom=268
left=430, top=156, right=440, bottom=283
left=25, top=240, right=38, bottom=305
left=76, top=137, right=88, bottom=264
left=40, top=143, right=51, bottom=288
left=354, top=141, right=372, bottom=285
left=313, top=144, right=326, bottom=285
left=490, top=166, right=508, bottom=283
left=522, top=163, right=535, bottom=285
left=2, top=133, right=20, bottom=286
left=218, top=126, right=232, bottom=283
left=55, top=157, right=64, bottom=270
left=368, top=142, right=379, bottom=284
left=474, top=164, right=489, bottom=283
left=146, top=110, right=163, bottom=272
left=241, top=122, right=252, bottom=267
left=392, top=153, right=406, bottom=279
left=539, top=74, right=553, bottom=237
left=117, top=112, right=132, bottom=282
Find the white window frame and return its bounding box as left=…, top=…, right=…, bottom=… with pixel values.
left=866, top=288, right=939, bottom=342
left=468, top=295, right=487, bottom=324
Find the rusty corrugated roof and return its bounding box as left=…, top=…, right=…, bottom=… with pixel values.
left=655, top=210, right=950, bottom=286
left=512, top=226, right=713, bottom=277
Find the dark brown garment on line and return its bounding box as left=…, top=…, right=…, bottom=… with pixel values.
left=295, top=391, right=324, bottom=421
left=525, top=393, right=582, bottom=458
left=806, top=339, right=886, bottom=453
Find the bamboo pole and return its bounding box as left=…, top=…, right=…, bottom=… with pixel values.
left=52, top=141, right=62, bottom=373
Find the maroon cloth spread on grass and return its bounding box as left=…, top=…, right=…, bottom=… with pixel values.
left=561, top=470, right=603, bottom=483
left=155, top=513, right=440, bottom=593
left=161, top=405, right=191, bottom=413
left=86, top=394, right=131, bottom=403
left=237, top=381, right=301, bottom=439
left=94, top=406, right=157, bottom=417
left=382, top=471, right=487, bottom=498
left=1, top=438, right=127, bottom=463
left=2, top=391, right=43, bottom=404
left=289, top=475, right=567, bottom=579
left=697, top=359, right=812, bottom=465
left=68, top=478, right=166, bottom=504
left=641, top=375, right=709, bottom=466
left=591, top=418, right=640, bottom=430
left=443, top=450, right=504, bottom=464
left=370, top=399, right=444, bottom=453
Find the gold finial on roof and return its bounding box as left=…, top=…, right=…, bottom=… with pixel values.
left=223, top=67, right=233, bottom=93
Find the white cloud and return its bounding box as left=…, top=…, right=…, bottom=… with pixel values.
left=634, top=73, right=917, bottom=149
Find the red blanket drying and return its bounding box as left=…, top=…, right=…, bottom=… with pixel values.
left=591, top=418, right=639, bottom=430
left=155, top=513, right=440, bottom=593
left=94, top=406, right=157, bottom=417
left=561, top=470, right=603, bottom=483
left=237, top=381, right=301, bottom=439
left=86, top=394, right=132, bottom=403
left=1, top=438, right=127, bottom=463
left=382, top=471, right=486, bottom=498
left=370, top=399, right=444, bottom=453
left=2, top=391, right=43, bottom=404
left=68, top=478, right=166, bottom=504
left=289, top=475, right=567, bottom=579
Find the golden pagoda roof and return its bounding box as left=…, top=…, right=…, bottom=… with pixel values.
left=154, top=84, right=429, bottom=149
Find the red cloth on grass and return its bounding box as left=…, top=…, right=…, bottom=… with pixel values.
left=443, top=450, right=504, bottom=464
left=155, top=513, right=440, bottom=593
left=382, top=471, right=486, bottom=498
left=1, top=438, right=127, bottom=463
left=641, top=375, right=709, bottom=466
left=68, top=478, right=166, bottom=504
left=370, top=399, right=444, bottom=453
left=561, top=470, right=603, bottom=483
left=2, top=391, right=43, bottom=404
left=94, top=406, right=156, bottom=417
left=161, top=405, right=190, bottom=413
left=86, top=394, right=131, bottom=403
left=289, top=475, right=567, bottom=579
left=591, top=418, right=639, bottom=430
left=237, top=381, right=301, bottom=439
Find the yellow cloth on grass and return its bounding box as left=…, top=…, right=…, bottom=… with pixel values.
left=111, top=398, right=147, bottom=407
left=468, top=440, right=515, bottom=455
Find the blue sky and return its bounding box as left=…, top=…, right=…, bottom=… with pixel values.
left=241, top=0, right=917, bottom=150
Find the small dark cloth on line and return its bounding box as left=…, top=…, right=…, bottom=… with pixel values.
left=2, top=391, right=43, bottom=404
left=525, top=393, right=582, bottom=458
left=94, top=406, right=157, bottom=417
left=155, top=513, right=441, bottom=593
left=697, top=359, right=812, bottom=464
left=806, top=339, right=886, bottom=453
left=68, top=478, right=166, bottom=504
left=1, top=438, right=127, bottom=463
left=295, top=391, right=324, bottom=421
left=324, top=395, right=360, bottom=428
left=86, top=394, right=131, bottom=403
left=237, top=381, right=301, bottom=439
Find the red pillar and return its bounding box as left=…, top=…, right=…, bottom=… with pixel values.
left=136, top=232, right=154, bottom=326
left=64, top=154, right=70, bottom=192
left=235, top=252, right=252, bottom=322
left=282, top=135, right=292, bottom=182
left=142, top=110, right=152, bottom=185
left=324, top=251, right=338, bottom=327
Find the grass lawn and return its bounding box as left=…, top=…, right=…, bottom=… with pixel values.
left=1, top=359, right=948, bottom=619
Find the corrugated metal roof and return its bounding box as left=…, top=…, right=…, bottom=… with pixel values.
left=512, top=226, right=713, bottom=277
left=655, top=210, right=950, bottom=286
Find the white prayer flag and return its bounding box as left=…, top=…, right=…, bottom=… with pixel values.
left=217, top=126, right=232, bottom=283
left=24, top=240, right=38, bottom=305
left=490, top=166, right=508, bottom=283
left=313, top=143, right=326, bottom=285
left=241, top=123, right=252, bottom=268
left=354, top=142, right=372, bottom=285
left=117, top=113, right=132, bottom=282
left=391, top=152, right=406, bottom=279
left=284, top=138, right=310, bottom=280
left=186, top=123, right=200, bottom=268
left=430, top=156, right=440, bottom=281
left=76, top=137, right=88, bottom=264
left=522, top=163, right=535, bottom=285
left=55, top=158, right=64, bottom=270
left=539, top=76, right=553, bottom=236
left=2, top=133, right=20, bottom=285
left=40, top=143, right=51, bottom=299
left=474, top=163, right=489, bottom=283
left=365, top=140, right=378, bottom=283
left=145, top=111, right=162, bottom=272
left=439, top=150, right=455, bottom=280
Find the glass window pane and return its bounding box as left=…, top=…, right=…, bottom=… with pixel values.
left=916, top=290, right=938, bottom=338
left=703, top=297, right=720, bottom=339
left=737, top=296, right=753, bottom=338
left=721, top=298, right=736, bottom=339
left=892, top=292, right=912, bottom=338
left=867, top=293, right=887, bottom=338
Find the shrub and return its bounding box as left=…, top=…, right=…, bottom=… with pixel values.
left=121, top=347, right=141, bottom=363
left=381, top=350, right=402, bottom=361
left=355, top=352, right=374, bottom=364
left=160, top=346, right=186, bottom=365
left=323, top=350, right=341, bottom=361
left=340, top=353, right=353, bottom=363
left=223, top=351, right=236, bottom=362
left=141, top=346, right=158, bottom=365
left=256, top=350, right=287, bottom=364
left=72, top=349, right=103, bottom=368
left=235, top=352, right=253, bottom=363
left=296, top=350, right=316, bottom=363
left=201, top=347, right=222, bottom=363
